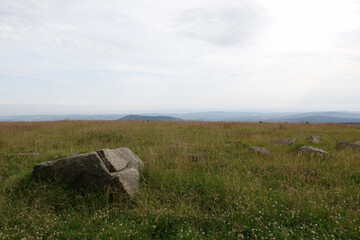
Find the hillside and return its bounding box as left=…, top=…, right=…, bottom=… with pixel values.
left=1, top=121, right=360, bottom=239
left=170, top=111, right=360, bottom=123
left=2, top=111, right=360, bottom=123
left=273, top=112, right=360, bottom=123
left=275, top=115, right=360, bottom=123
left=118, top=115, right=183, bottom=121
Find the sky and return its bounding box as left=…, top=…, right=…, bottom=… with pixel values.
left=0, top=0, right=360, bottom=115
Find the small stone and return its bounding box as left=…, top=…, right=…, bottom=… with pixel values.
left=299, top=146, right=330, bottom=156
left=306, top=136, right=321, bottom=143
left=337, top=141, right=359, bottom=149
left=249, top=146, right=271, bottom=156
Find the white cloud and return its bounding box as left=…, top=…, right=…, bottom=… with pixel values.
left=175, top=0, right=267, bottom=46
left=0, top=0, right=360, bottom=114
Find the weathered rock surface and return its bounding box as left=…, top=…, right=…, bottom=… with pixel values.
left=32, top=148, right=144, bottom=196
left=249, top=146, right=271, bottom=156
left=354, top=141, right=360, bottom=146
left=337, top=141, right=359, bottom=149
left=306, top=136, right=321, bottom=143
left=271, top=138, right=294, bottom=145
left=299, top=146, right=330, bottom=156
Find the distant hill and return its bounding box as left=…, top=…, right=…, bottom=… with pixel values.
left=118, top=115, right=183, bottom=121
left=1, top=111, right=360, bottom=123
left=283, top=111, right=360, bottom=119
left=267, top=115, right=360, bottom=123
left=168, top=111, right=360, bottom=123
left=266, top=112, right=360, bottom=123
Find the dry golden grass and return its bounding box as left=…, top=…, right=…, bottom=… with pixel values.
left=0, top=121, right=360, bottom=239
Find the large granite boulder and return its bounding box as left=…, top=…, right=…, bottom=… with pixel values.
left=32, top=148, right=144, bottom=197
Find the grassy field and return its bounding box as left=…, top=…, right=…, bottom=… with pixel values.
left=0, top=121, right=360, bottom=239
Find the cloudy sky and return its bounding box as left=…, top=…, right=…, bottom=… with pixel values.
left=1, top=0, right=360, bottom=114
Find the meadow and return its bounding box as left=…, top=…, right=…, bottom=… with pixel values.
left=0, top=120, right=360, bottom=239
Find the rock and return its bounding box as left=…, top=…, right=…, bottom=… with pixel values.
left=271, top=138, right=294, bottom=145
left=110, top=168, right=140, bottom=197
left=16, top=152, right=40, bottom=157
left=354, top=141, right=360, bottom=146
left=249, top=146, right=271, bottom=156
left=306, top=136, right=321, bottom=143
left=69, top=152, right=80, bottom=156
left=337, top=141, right=359, bottom=149
left=32, top=148, right=144, bottom=197
left=299, top=146, right=330, bottom=156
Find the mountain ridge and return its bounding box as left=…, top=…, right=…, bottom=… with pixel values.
left=118, top=115, right=183, bottom=121
left=1, top=111, right=360, bottom=123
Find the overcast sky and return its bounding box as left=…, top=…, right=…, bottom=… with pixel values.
left=1, top=0, right=360, bottom=114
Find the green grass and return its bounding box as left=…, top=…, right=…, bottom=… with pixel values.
left=0, top=121, right=360, bottom=239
